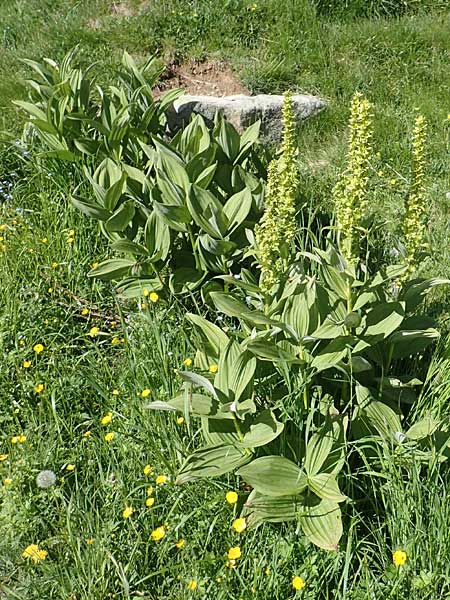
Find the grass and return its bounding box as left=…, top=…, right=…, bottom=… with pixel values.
left=1, top=1, right=450, bottom=598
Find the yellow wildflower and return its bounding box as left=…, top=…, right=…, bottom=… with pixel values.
left=147, top=486, right=154, bottom=496
left=122, top=506, right=133, bottom=519
left=22, top=544, right=48, bottom=563
left=265, top=568, right=271, bottom=576
left=51, top=261, right=59, bottom=268
left=393, top=549, right=407, bottom=566
left=66, top=464, right=76, bottom=471
left=141, top=388, right=151, bottom=398
left=183, top=358, right=193, bottom=367
left=0, top=454, right=8, bottom=461
left=175, top=538, right=185, bottom=549
left=187, top=580, right=198, bottom=591
left=23, top=360, right=31, bottom=368
left=150, top=526, right=166, bottom=541
left=104, top=432, right=115, bottom=442
left=146, top=497, right=155, bottom=508
left=11, top=436, right=19, bottom=444
left=112, top=389, right=120, bottom=396
left=149, top=292, right=159, bottom=303
left=101, top=412, right=113, bottom=425
left=3, top=478, right=12, bottom=486
left=292, top=576, right=306, bottom=591
left=91, top=262, right=98, bottom=269
left=228, top=547, right=241, bottom=560
left=81, top=308, right=89, bottom=316
left=143, top=464, right=152, bottom=476
left=86, top=538, right=94, bottom=545
left=226, top=491, right=238, bottom=504
left=33, top=343, right=44, bottom=354
left=34, top=383, right=44, bottom=394
left=82, top=430, right=92, bottom=438
left=111, top=337, right=120, bottom=345
left=176, top=416, right=185, bottom=425
left=88, top=326, right=99, bottom=338
left=156, top=474, right=168, bottom=485
left=390, top=178, right=397, bottom=186
left=18, top=435, right=26, bottom=443
left=208, top=364, right=218, bottom=374
left=232, top=518, right=247, bottom=533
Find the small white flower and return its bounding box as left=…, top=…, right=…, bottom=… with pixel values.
left=395, top=431, right=406, bottom=443
left=229, top=402, right=237, bottom=413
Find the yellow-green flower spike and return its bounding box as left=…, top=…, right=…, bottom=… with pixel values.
left=256, top=91, right=298, bottom=294
left=334, top=92, right=373, bottom=263
left=403, top=114, right=427, bottom=278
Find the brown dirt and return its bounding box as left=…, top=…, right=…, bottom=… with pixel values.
left=154, top=60, right=250, bottom=98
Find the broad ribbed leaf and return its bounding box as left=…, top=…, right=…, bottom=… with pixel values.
left=88, top=259, right=135, bottom=280
left=307, top=473, right=347, bottom=503
left=237, top=456, right=306, bottom=497
left=176, top=445, right=250, bottom=484
left=300, top=496, right=342, bottom=551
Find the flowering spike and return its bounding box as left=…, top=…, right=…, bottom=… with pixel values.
left=334, top=92, right=373, bottom=263
left=403, top=114, right=427, bottom=277
left=256, top=91, right=298, bottom=294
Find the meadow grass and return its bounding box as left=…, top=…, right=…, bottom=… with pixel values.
left=1, top=1, right=450, bottom=598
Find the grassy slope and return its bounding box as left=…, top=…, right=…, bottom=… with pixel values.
left=1, top=1, right=450, bottom=599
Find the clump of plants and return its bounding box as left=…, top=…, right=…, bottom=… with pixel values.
left=18, top=51, right=450, bottom=552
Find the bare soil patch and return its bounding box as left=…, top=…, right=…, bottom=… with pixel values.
left=155, top=60, right=250, bottom=98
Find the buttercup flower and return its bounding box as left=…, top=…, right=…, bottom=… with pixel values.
left=187, top=580, right=198, bottom=591
left=65, top=464, right=75, bottom=471
left=146, top=497, right=155, bottom=508
left=149, top=292, right=159, bottom=303
left=81, top=308, right=89, bottom=316
left=122, top=506, right=133, bottom=519
left=112, top=389, right=120, bottom=396
left=3, top=478, right=12, bottom=486
left=104, top=432, right=115, bottom=442
left=111, top=337, right=120, bottom=345
left=23, top=360, right=31, bottom=368
left=208, top=364, right=218, bottom=374
left=228, top=547, right=241, bottom=560
left=82, top=430, right=92, bottom=438
left=156, top=474, right=168, bottom=485
left=175, top=538, right=185, bottom=549
left=393, top=549, right=407, bottom=566
left=232, top=518, right=247, bottom=533
left=101, top=412, right=113, bottom=425
left=183, top=358, right=193, bottom=367
left=0, top=454, right=8, bottom=461
left=88, top=326, right=99, bottom=338
left=86, top=538, right=94, bottom=545
left=33, top=344, right=44, bottom=354
left=146, top=486, right=154, bottom=496
left=150, top=526, right=166, bottom=541
left=176, top=416, right=185, bottom=425
left=143, top=464, right=152, bottom=476
left=141, top=388, right=151, bottom=398
left=22, top=544, right=48, bottom=563
left=34, top=384, right=44, bottom=394
left=226, top=491, right=238, bottom=504
left=292, top=576, right=306, bottom=591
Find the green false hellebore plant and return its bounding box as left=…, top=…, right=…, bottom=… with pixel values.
left=17, top=49, right=266, bottom=297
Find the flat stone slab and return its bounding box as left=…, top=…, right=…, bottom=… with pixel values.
left=167, top=94, right=326, bottom=143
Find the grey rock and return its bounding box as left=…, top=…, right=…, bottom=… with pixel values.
left=166, top=94, right=326, bottom=143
